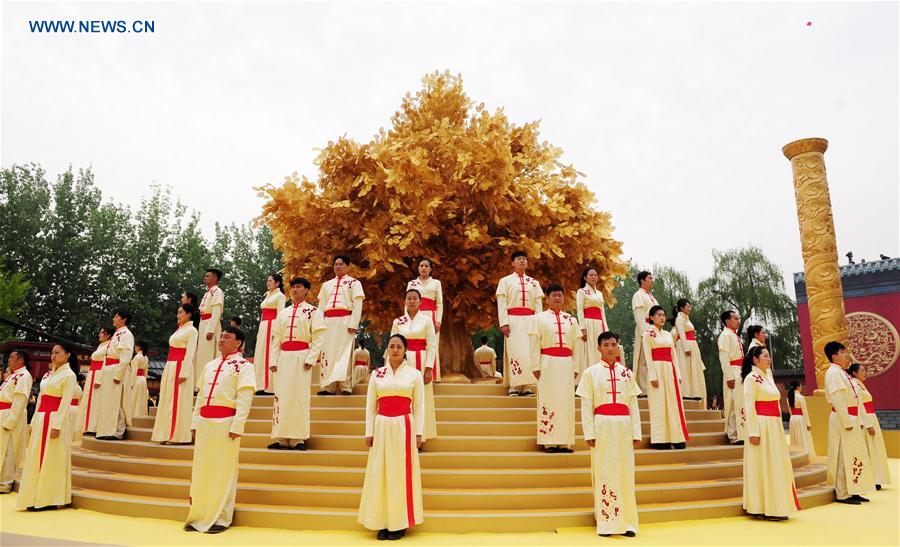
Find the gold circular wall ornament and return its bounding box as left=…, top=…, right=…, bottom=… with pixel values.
left=846, top=311, right=899, bottom=377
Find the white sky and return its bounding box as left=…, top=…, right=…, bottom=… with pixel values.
left=2, top=1, right=898, bottom=295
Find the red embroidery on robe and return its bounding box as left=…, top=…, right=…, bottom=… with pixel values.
left=538, top=406, right=556, bottom=435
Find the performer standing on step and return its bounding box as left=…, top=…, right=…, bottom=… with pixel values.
left=358, top=334, right=425, bottom=540
left=642, top=306, right=689, bottom=450
left=185, top=327, right=255, bottom=534
left=316, top=255, right=365, bottom=396
left=823, top=341, right=875, bottom=504
left=787, top=381, right=816, bottom=457
left=407, top=258, right=443, bottom=383
left=474, top=337, right=499, bottom=378
left=575, top=266, right=610, bottom=378
left=352, top=340, right=372, bottom=385
left=0, top=349, right=33, bottom=495
left=16, top=343, right=78, bottom=511
left=129, top=341, right=150, bottom=418
left=152, top=304, right=198, bottom=444
left=195, top=269, right=225, bottom=390
left=672, top=299, right=706, bottom=405
left=718, top=310, right=746, bottom=445
left=181, top=292, right=201, bottom=330
left=631, top=271, right=658, bottom=392
left=391, top=289, right=438, bottom=446
left=746, top=325, right=774, bottom=382
left=741, top=345, right=801, bottom=521
left=96, top=309, right=134, bottom=441
left=577, top=331, right=641, bottom=537
left=80, top=326, right=114, bottom=436
left=255, top=273, right=286, bottom=395
left=848, top=364, right=891, bottom=491
left=268, top=278, right=325, bottom=451
left=496, top=250, right=542, bottom=396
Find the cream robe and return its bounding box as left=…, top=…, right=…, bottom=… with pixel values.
left=186, top=352, right=255, bottom=532
left=674, top=312, right=706, bottom=404
left=316, top=275, right=365, bottom=391
left=151, top=323, right=198, bottom=443
left=643, top=326, right=689, bottom=444
left=407, top=277, right=443, bottom=382
left=195, top=285, right=224, bottom=388
left=357, top=362, right=425, bottom=532
left=0, top=367, right=33, bottom=493
left=254, top=289, right=286, bottom=393
left=748, top=339, right=776, bottom=383
left=743, top=367, right=800, bottom=517
left=824, top=363, right=875, bottom=498
left=16, top=366, right=76, bottom=510
left=129, top=352, right=150, bottom=418
left=69, top=385, right=83, bottom=443
left=79, top=341, right=112, bottom=434
left=718, top=327, right=745, bottom=442
left=96, top=326, right=134, bottom=438
left=474, top=345, right=498, bottom=377
left=496, top=272, right=543, bottom=391
left=391, top=313, right=438, bottom=440
left=574, top=286, right=609, bottom=376
left=630, top=288, right=658, bottom=391
left=852, top=378, right=891, bottom=486
left=577, top=361, right=641, bottom=535
left=788, top=392, right=816, bottom=456
left=352, top=348, right=372, bottom=385
left=270, top=302, right=325, bottom=443
left=530, top=309, right=579, bottom=447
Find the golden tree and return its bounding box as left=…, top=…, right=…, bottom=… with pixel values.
left=259, top=71, right=628, bottom=378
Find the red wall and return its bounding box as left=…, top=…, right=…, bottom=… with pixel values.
left=798, top=292, right=900, bottom=410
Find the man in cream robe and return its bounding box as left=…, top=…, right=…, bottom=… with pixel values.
left=96, top=310, right=134, bottom=440
left=315, top=255, right=365, bottom=395
left=823, top=341, right=875, bottom=504
left=631, top=271, right=658, bottom=392
left=185, top=327, right=256, bottom=534
left=0, top=350, right=33, bottom=493
left=577, top=331, right=641, bottom=537
left=530, top=284, right=578, bottom=452
left=474, top=337, right=499, bottom=378
left=717, top=311, right=745, bottom=444
left=497, top=251, right=543, bottom=396
left=268, top=278, right=325, bottom=450
left=195, top=269, right=225, bottom=389
left=352, top=343, right=372, bottom=385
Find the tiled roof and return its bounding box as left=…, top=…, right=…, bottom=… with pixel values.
left=794, top=257, right=899, bottom=284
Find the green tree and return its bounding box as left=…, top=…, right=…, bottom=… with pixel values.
left=0, top=260, right=30, bottom=342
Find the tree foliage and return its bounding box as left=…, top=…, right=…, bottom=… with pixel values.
left=260, top=71, right=629, bottom=333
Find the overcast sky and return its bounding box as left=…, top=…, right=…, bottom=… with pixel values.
left=2, top=1, right=898, bottom=296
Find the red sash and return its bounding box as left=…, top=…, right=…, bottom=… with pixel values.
left=730, top=358, right=743, bottom=367
left=0, top=402, right=11, bottom=410
left=136, top=369, right=146, bottom=377
left=90, top=360, right=103, bottom=371
left=167, top=345, right=188, bottom=441
left=864, top=402, right=875, bottom=414
left=478, top=361, right=492, bottom=365
left=38, top=395, right=62, bottom=469
left=420, top=297, right=437, bottom=312
left=324, top=308, right=351, bottom=318
left=260, top=307, right=278, bottom=320
left=684, top=331, right=696, bottom=341
left=790, top=408, right=803, bottom=416
left=200, top=312, right=212, bottom=320
left=406, top=339, right=427, bottom=371
left=648, top=347, right=690, bottom=440
left=200, top=405, right=236, bottom=418
left=375, top=395, right=415, bottom=526
left=281, top=341, right=310, bottom=351
left=355, top=360, right=368, bottom=367
left=71, top=399, right=80, bottom=406
left=832, top=406, right=859, bottom=416
left=104, top=358, right=120, bottom=366
left=755, top=400, right=780, bottom=417
left=650, top=347, right=673, bottom=362
left=594, top=403, right=629, bottom=416
left=377, top=396, right=412, bottom=417
left=583, top=307, right=604, bottom=320
left=507, top=307, right=534, bottom=316
left=541, top=347, right=573, bottom=358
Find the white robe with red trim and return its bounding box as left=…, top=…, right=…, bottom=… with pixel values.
left=407, top=277, right=443, bottom=381
left=852, top=378, right=891, bottom=486
left=631, top=288, right=657, bottom=391
left=391, top=312, right=437, bottom=440
left=357, top=362, right=425, bottom=532
left=151, top=323, right=198, bottom=443
left=0, top=367, right=33, bottom=493
left=530, top=309, right=579, bottom=447
left=96, top=326, right=134, bottom=437
left=642, top=326, right=689, bottom=444
left=474, top=344, right=498, bottom=377
left=788, top=392, right=816, bottom=456
left=254, top=288, right=286, bottom=393
left=742, top=367, right=800, bottom=517
left=128, top=352, right=150, bottom=418
left=577, top=361, right=641, bottom=535
left=78, top=340, right=111, bottom=434
left=316, top=276, right=365, bottom=388
left=674, top=312, right=706, bottom=404
left=352, top=348, right=372, bottom=385
left=824, top=363, right=875, bottom=498
left=195, top=285, right=224, bottom=388
left=718, top=327, right=746, bottom=442
left=574, top=286, right=609, bottom=376
left=496, top=272, right=543, bottom=389
left=16, top=366, right=77, bottom=510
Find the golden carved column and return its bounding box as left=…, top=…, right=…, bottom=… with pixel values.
left=783, top=138, right=848, bottom=391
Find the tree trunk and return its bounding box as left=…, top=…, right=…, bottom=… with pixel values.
left=438, top=298, right=491, bottom=382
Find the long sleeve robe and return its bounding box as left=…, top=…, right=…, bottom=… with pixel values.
left=151, top=323, right=198, bottom=443
left=474, top=345, right=498, bottom=377
left=407, top=277, right=443, bottom=381
left=391, top=312, right=438, bottom=440
left=0, top=367, right=33, bottom=493
left=718, top=327, right=745, bottom=442
left=530, top=309, right=579, bottom=447
left=788, top=391, right=816, bottom=456
left=352, top=348, right=372, bottom=385
left=79, top=340, right=110, bottom=434
left=254, top=288, right=287, bottom=393
left=496, top=272, right=543, bottom=390
left=574, top=286, right=609, bottom=377
left=195, top=285, right=224, bottom=388
left=643, top=326, right=689, bottom=444
left=96, top=326, right=134, bottom=438
left=852, top=378, right=891, bottom=486
left=316, top=275, right=365, bottom=390
left=674, top=312, right=706, bottom=404
left=630, top=288, right=657, bottom=391
left=824, top=363, right=874, bottom=498
left=129, top=352, right=150, bottom=418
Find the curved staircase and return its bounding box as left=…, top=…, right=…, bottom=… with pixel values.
left=70, top=384, right=833, bottom=532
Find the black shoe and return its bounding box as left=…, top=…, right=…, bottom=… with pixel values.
left=267, top=442, right=286, bottom=450
left=672, top=442, right=686, bottom=450
left=26, top=505, right=56, bottom=512
left=316, top=390, right=332, bottom=396
left=255, top=390, right=266, bottom=396
left=341, top=390, right=353, bottom=395
left=599, top=533, right=611, bottom=537
left=294, top=443, right=307, bottom=451
left=377, top=529, right=389, bottom=540
left=650, top=443, right=671, bottom=450
left=522, top=391, right=535, bottom=396
left=83, top=432, right=96, bottom=437
left=763, top=515, right=789, bottom=521
left=544, top=446, right=559, bottom=453
left=96, top=436, right=116, bottom=441
left=876, top=484, right=882, bottom=490
left=418, top=447, right=423, bottom=453
left=183, top=524, right=197, bottom=532
left=624, top=531, right=636, bottom=537
left=852, top=495, right=870, bottom=502
left=557, top=447, right=574, bottom=453
left=387, top=529, right=405, bottom=540
left=206, top=524, right=228, bottom=534
left=732, top=440, right=745, bottom=446
left=835, top=497, right=861, bottom=505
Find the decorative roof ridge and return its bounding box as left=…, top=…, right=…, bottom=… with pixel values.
left=793, top=257, right=900, bottom=283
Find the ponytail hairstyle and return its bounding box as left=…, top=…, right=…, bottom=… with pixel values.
left=787, top=380, right=800, bottom=408
left=580, top=266, right=598, bottom=289
left=847, top=363, right=862, bottom=379
left=746, top=325, right=763, bottom=347
left=270, top=273, right=284, bottom=293
left=741, top=345, right=767, bottom=380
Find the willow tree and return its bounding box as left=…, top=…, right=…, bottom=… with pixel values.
left=259, top=71, right=628, bottom=379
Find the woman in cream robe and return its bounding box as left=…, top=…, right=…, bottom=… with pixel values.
left=574, top=267, right=610, bottom=377
left=848, top=364, right=891, bottom=489
left=406, top=259, right=443, bottom=382
left=787, top=381, right=815, bottom=456
left=254, top=274, right=286, bottom=394
left=672, top=299, right=706, bottom=405
left=151, top=304, right=198, bottom=444
left=642, top=307, right=689, bottom=448
left=390, top=289, right=438, bottom=443
left=129, top=341, right=150, bottom=418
